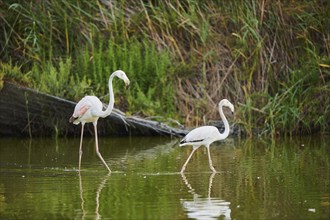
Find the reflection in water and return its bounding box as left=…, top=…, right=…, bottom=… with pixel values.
left=181, top=173, right=231, bottom=220
left=0, top=136, right=329, bottom=219
left=78, top=172, right=111, bottom=219
left=78, top=172, right=86, bottom=219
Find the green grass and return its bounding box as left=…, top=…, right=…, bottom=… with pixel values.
left=1, top=0, right=329, bottom=136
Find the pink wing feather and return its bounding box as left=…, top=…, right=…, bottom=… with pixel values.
left=69, top=98, right=91, bottom=123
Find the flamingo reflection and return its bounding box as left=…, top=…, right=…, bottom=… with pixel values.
left=78, top=172, right=111, bottom=219
left=181, top=173, right=231, bottom=220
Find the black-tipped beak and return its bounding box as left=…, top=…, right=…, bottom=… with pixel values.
left=69, top=116, right=77, bottom=123
left=125, top=79, right=130, bottom=89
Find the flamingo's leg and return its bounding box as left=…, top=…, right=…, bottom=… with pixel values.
left=78, top=123, right=85, bottom=171
left=181, top=147, right=198, bottom=173
left=207, top=145, right=217, bottom=173
left=93, top=121, right=111, bottom=172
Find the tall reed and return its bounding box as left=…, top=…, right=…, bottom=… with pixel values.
left=1, top=0, right=329, bottom=136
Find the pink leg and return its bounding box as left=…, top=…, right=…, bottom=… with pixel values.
left=181, top=147, right=199, bottom=173
left=207, top=145, right=216, bottom=173
left=78, top=123, right=85, bottom=171
left=93, top=122, right=111, bottom=172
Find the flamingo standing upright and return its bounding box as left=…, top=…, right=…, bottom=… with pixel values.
left=69, top=70, right=130, bottom=172
left=179, top=99, right=234, bottom=173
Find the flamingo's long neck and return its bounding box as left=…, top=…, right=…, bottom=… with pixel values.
left=218, top=103, right=230, bottom=140
left=99, top=73, right=115, bottom=118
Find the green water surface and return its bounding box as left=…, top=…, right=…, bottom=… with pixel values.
left=0, top=136, right=329, bottom=219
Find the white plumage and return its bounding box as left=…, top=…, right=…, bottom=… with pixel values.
left=69, top=70, right=130, bottom=172
left=71, top=96, right=103, bottom=125
left=180, top=99, right=234, bottom=173
left=180, top=126, right=221, bottom=148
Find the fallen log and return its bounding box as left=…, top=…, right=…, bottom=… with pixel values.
left=0, top=81, right=188, bottom=137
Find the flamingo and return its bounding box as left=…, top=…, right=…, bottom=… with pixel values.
left=69, top=70, right=130, bottom=172
left=179, top=99, right=234, bottom=173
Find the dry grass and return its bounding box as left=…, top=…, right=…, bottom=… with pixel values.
left=1, top=0, right=329, bottom=136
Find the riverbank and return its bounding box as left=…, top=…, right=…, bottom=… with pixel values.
left=1, top=1, right=329, bottom=136
left=0, top=81, right=188, bottom=137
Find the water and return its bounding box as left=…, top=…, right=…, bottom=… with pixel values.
left=0, top=136, right=329, bottom=219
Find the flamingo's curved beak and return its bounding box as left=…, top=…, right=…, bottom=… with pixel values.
left=230, top=104, right=235, bottom=115
left=125, top=78, right=130, bottom=88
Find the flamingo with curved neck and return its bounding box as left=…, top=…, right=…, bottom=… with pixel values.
left=179, top=99, right=234, bottom=173
left=69, top=70, right=130, bottom=172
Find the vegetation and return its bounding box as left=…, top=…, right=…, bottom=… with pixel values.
left=1, top=0, right=329, bottom=136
